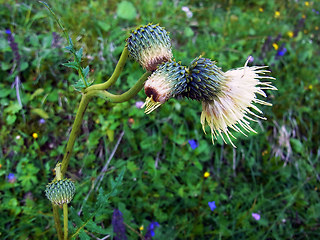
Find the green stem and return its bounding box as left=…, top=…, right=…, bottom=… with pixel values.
left=39, top=1, right=69, bottom=42
left=84, top=47, right=129, bottom=93
left=60, top=94, right=92, bottom=177
left=88, top=71, right=151, bottom=103
left=53, top=205, right=63, bottom=240
left=55, top=163, right=62, bottom=180
left=63, top=204, right=68, bottom=240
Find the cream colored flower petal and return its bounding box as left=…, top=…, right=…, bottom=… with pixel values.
left=201, top=61, right=276, bottom=147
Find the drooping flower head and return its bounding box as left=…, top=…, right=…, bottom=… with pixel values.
left=45, top=178, right=76, bottom=205
left=184, top=56, right=226, bottom=101
left=143, top=61, right=188, bottom=114
left=126, top=23, right=173, bottom=71
left=198, top=57, right=277, bottom=147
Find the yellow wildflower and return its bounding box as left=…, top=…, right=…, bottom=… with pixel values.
left=139, top=225, right=144, bottom=231
left=259, top=8, right=264, bottom=12
left=308, top=84, right=313, bottom=90
left=32, top=133, right=38, bottom=139
left=275, top=11, right=280, bottom=18
left=305, top=1, right=309, bottom=6
left=315, top=26, right=319, bottom=31
left=302, top=14, right=306, bottom=19
left=204, top=172, right=210, bottom=178
left=287, top=31, right=294, bottom=38
left=272, top=43, right=279, bottom=50
left=262, top=150, right=269, bottom=156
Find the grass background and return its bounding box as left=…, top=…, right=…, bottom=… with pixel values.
left=0, top=0, right=320, bottom=239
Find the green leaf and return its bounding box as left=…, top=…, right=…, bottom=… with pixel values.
left=0, top=88, right=12, bottom=98
left=76, top=47, right=83, bottom=61
left=73, top=79, right=86, bottom=92
left=184, top=27, right=194, bottom=37
left=68, top=35, right=74, bottom=47
left=61, top=61, right=79, bottom=70
left=31, top=108, right=49, bottom=119
left=4, top=103, right=22, bottom=114
left=117, top=1, right=137, bottom=20
left=30, top=88, right=44, bottom=100
left=1, top=61, right=12, bottom=71
left=86, top=220, right=110, bottom=234
left=65, top=45, right=73, bottom=51
left=6, top=114, right=16, bottom=125
left=97, top=21, right=111, bottom=32
left=290, top=138, right=303, bottom=154
left=83, top=66, right=89, bottom=78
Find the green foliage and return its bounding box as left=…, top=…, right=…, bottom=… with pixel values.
left=0, top=0, right=320, bottom=239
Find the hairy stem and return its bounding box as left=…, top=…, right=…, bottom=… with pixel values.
left=84, top=47, right=129, bottom=93
left=60, top=94, right=92, bottom=177
left=88, top=71, right=151, bottom=103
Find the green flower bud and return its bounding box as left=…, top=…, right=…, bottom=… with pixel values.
left=126, top=23, right=173, bottom=71
left=184, top=57, right=226, bottom=101
left=45, top=179, right=75, bottom=205
left=143, top=61, right=188, bottom=114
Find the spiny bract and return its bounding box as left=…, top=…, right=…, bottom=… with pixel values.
left=126, top=23, right=173, bottom=71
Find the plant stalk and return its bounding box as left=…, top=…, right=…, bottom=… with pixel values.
left=60, top=93, right=92, bottom=177
left=63, top=204, right=68, bottom=240
left=84, top=47, right=129, bottom=93
left=53, top=205, right=63, bottom=240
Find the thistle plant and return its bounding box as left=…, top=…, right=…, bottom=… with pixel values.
left=40, top=2, right=276, bottom=239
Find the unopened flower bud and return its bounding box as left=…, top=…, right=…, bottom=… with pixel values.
left=45, top=179, right=75, bottom=205
left=126, top=23, right=173, bottom=71
left=143, top=61, right=188, bottom=114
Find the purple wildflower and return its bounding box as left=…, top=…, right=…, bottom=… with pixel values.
left=7, top=173, right=16, bottom=183
left=247, top=55, right=254, bottom=63
left=112, top=209, right=127, bottom=240
left=51, top=32, right=61, bottom=48
left=6, top=29, right=21, bottom=70
left=277, top=46, right=287, bottom=57
left=188, top=139, right=198, bottom=150
left=145, top=221, right=160, bottom=239
left=208, top=201, right=216, bottom=211
left=252, top=213, right=261, bottom=221
left=312, top=9, right=319, bottom=14
left=135, top=101, right=144, bottom=109
left=39, top=118, right=46, bottom=125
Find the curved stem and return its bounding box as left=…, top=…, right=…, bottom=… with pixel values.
left=60, top=94, right=92, bottom=177
left=88, top=71, right=151, bottom=103
left=84, top=47, right=129, bottom=93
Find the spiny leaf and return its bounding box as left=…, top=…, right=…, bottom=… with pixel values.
left=61, top=61, right=79, bottom=70
left=76, top=47, right=83, bottom=61
left=83, top=66, right=89, bottom=78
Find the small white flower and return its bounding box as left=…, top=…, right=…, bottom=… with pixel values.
left=181, top=6, right=193, bottom=18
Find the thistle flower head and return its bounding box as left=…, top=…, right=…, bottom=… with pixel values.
left=184, top=57, right=226, bottom=101
left=126, top=23, right=173, bottom=71
left=143, top=61, right=188, bottom=114
left=45, top=178, right=75, bottom=205
left=200, top=57, right=277, bottom=147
